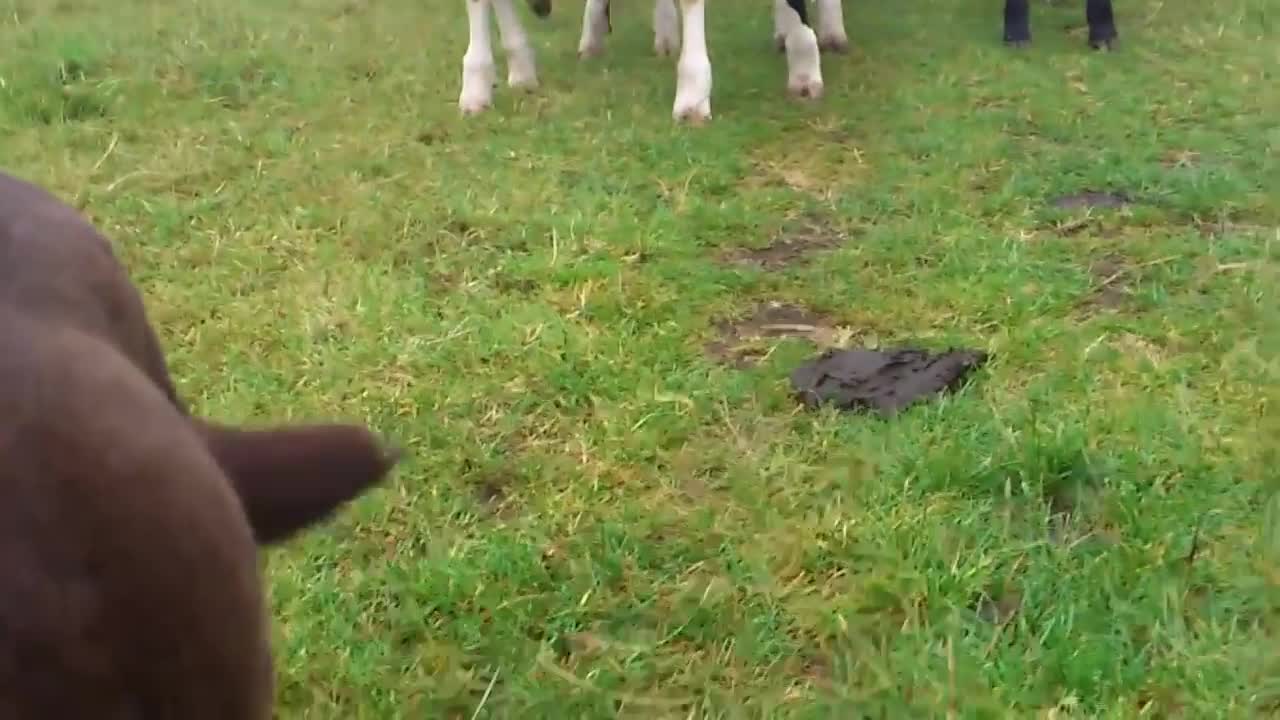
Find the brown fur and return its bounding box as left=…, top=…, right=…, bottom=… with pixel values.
left=0, top=170, right=401, bottom=543
left=195, top=419, right=402, bottom=544
left=0, top=169, right=403, bottom=716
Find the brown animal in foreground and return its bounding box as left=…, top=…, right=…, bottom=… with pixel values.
left=0, top=169, right=402, bottom=717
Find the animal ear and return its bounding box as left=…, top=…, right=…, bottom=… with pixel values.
left=194, top=420, right=403, bottom=545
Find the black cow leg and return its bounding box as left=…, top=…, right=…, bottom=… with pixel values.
left=1003, top=0, right=1031, bottom=47
left=1086, top=0, right=1118, bottom=49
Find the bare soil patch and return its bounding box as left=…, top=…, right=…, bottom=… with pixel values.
left=975, top=587, right=1024, bottom=625
left=1081, top=254, right=1134, bottom=311
left=719, top=213, right=846, bottom=271
left=467, top=468, right=521, bottom=519
left=705, top=301, right=847, bottom=368
left=1050, top=190, right=1133, bottom=211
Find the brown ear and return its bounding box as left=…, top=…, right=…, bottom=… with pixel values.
left=193, top=419, right=402, bottom=545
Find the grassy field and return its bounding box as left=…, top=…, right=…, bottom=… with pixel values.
left=3, top=0, right=1279, bottom=716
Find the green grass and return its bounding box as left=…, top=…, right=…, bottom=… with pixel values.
left=4, top=0, right=1279, bottom=716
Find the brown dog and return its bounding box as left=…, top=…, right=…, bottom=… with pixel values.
left=0, top=170, right=402, bottom=717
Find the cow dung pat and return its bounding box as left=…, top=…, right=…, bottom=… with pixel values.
left=790, top=347, right=988, bottom=417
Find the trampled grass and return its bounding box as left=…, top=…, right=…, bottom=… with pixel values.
left=3, top=0, right=1278, bottom=716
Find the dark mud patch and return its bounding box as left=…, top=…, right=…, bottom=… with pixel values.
left=705, top=301, right=845, bottom=368
left=1050, top=190, right=1133, bottom=211
left=467, top=468, right=521, bottom=519
left=719, top=213, right=847, bottom=271
left=1081, top=254, right=1134, bottom=311
left=1043, top=191, right=1143, bottom=236
left=975, top=587, right=1024, bottom=625
left=415, top=128, right=448, bottom=145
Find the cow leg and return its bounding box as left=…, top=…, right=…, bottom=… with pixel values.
left=773, top=0, right=803, bottom=51
left=459, top=0, right=539, bottom=115
left=1086, top=0, right=1117, bottom=49
left=493, top=0, right=539, bottom=88
left=579, top=0, right=611, bottom=58
left=815, top=0, right=848, bottom=52
left=654, top=0, right=681, bottom=56
left=1003, top=0, right=1031, bottom=46
left=672, top=0, right=712, bottom=122
left=459, top=0, right=497, bottom=114
left=778, top=0, right=823, bottom=99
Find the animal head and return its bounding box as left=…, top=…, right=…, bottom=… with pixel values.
left=0, top=169, right=404, bottom=545
left=2, top=159, right=403, bottom=720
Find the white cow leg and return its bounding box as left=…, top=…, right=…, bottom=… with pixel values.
left=778, top=2, right=823, bottom=99
left=773, top=0, right=791, bottom=52
left=492, top=0, right=538, bottom=89
left=459, top=0, right=497, bottom=114
left=816, top=0, right=849, bottom=52
left=579, top=0, right=611, bottom=58
left=672, top=0, right=711, bottom=122
left=654, top=0, right=680, bottom=56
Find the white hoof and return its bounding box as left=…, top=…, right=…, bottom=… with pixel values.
left=818, top=32, right=850, bottom=53
left=785, top=25, right=824, bottom=100
left=459, top=57, right=496, bottom=115
left=787, top=75, right=824, bottom=100
left=673, top=97, right=712, bottom=123
left=673, top=61, right=712, bottom=123
left=655, top=33, right=680, bottom=57
left=578, top=0, right=610, bottom=59
left=507, top=47, right=538, bottom=90
left=816, top=0, right=849, bottom=53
